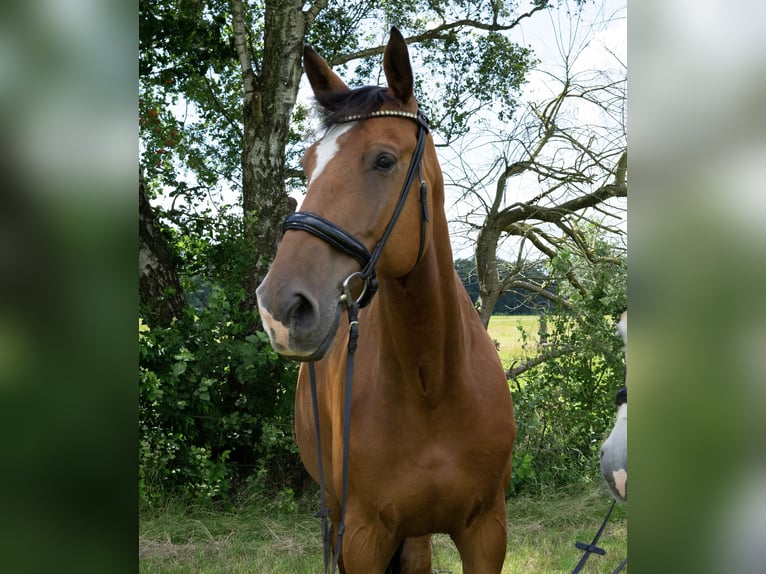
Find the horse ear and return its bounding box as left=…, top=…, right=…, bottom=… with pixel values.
left=383, top=27, right=414, bottom=105
left=303, top=45, right=349, bottom=95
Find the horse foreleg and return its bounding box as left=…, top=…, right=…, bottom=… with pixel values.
left=397, top=535, right=432, bottom=573
left=450, top=504, right=508, bottom=574
left=337, top=515, right=400, bottom=574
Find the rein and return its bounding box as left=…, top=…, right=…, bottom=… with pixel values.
left=283, top=109, right=430, bottom=572
left=308, top=289, right=359, bottom=574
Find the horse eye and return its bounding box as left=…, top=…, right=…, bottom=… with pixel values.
left=373, top=153, right=396, bottom=172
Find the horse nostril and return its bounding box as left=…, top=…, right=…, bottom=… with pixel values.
left=287, top=293, right=319, bottom=333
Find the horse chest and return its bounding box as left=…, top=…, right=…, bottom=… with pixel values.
left=351, top=390, right=508, bottom=492
left=351, top=410, right=507, bottom=535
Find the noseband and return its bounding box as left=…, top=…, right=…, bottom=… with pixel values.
left=283, top=109, right=430, bottom=308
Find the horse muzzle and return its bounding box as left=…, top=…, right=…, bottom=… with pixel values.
left=600, top=402, right=628, bottom=502
left=255, top=277, right=342, bottom=361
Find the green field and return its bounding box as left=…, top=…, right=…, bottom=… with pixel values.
left=487, top=315, right=543, bottom=370
left=139, top=486, right=626, bottom=573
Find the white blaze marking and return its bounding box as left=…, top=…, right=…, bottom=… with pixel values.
left=614, top=402, right=627, bottom=425
left=257, top=299, right=291, bottom=352
left=617, top=311, right=627, bottom=345
left=604, top=402, right=628, bottom=450
left=309, top=123, right=356, bottom=187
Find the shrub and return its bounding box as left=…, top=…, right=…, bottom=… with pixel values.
left=139, top=286, right=302, bottom=506
left=507, top=238, right=626, bottom=495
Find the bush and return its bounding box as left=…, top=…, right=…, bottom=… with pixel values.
left=508, top=322, right=624, bottom=495
left=139, top=286, right=302, bottom=507
left=507, top=238, right=626, bottom=495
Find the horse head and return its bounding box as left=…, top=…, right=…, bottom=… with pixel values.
left=256, top=28, right=437, bottom=361
left=600, top=310, right=628, bottom=501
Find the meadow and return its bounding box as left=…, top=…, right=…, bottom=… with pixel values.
left=139, top=315, right=627, bottom=572
left=487, top=314, right=543, bottom=370
left=139, top=485, right=626, bottom=573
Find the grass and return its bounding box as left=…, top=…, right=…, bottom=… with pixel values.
left=487, top=315, right=543, bottom=370
left=139, top=485, right=626, bottom=573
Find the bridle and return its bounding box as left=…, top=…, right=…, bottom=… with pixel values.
left=281, top=108, right=430, bottom=573
left=283, top=108, right=430, bottom=309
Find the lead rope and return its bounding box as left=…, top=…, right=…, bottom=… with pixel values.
left=308, top=298, right=360, bottom=574
left=572, top=499, right=616, bottom=573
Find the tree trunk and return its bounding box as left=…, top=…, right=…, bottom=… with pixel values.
left=475, top=222, right=503, bottom=329
left=139, top=167, right=185, bottom=327
left=231, top=0, right=311, bottom=315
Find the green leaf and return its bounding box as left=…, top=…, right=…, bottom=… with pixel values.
left=172, top=361, right=187, bottom=377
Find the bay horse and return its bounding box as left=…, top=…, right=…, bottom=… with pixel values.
left=600, top=311, right=628, bottom=502
left=256, top=28, right=515, bottom=573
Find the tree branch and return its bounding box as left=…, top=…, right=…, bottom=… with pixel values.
left=303, top=0, right=329, bottom=26
left=506, top=344, right=575, bottom=379
left=504, top=279, right=572, bottom=310
left=328, top=4, right=550, bottom=66
left=497, top=176, right=626, bottom=232
left=230, top=0, right=256, bottom=100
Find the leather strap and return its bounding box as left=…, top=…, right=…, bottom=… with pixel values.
left=308, top=301, right=360, bottom=573
left=283, top=212, right=372, bottom=269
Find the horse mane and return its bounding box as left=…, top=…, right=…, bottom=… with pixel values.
left=314, top=86, right=400, bottom=127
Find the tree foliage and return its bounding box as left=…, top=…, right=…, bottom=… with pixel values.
left=508, top=233, right=626, bottom=493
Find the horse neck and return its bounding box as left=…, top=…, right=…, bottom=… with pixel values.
left=372, top=206, right=469, bottom=378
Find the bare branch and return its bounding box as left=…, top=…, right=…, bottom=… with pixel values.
left=504, top=279, right=572, bottom=310
left=506, top=344, right=575, bottom=379
left=328, top=4, right=550, bottom=66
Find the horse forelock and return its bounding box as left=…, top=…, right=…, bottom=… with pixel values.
left=314, top=86, right=400, bottom=127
